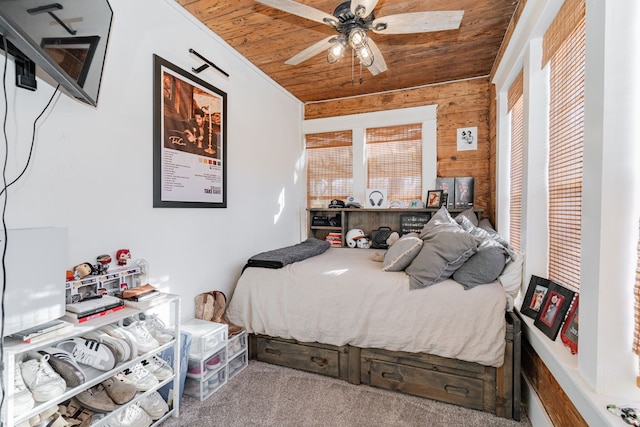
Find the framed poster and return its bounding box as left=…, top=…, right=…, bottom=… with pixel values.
left=534, top=281, right=576, bottom=341
left=153, top=54, right=227, bottom=208
left=560, top=295, right=579, bottom=354
left=454, top=177, right=474, bottom=208
left=520, top=275, right=551, bottom=319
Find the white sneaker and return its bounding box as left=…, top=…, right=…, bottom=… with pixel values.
left=19, top=355, right=66, bottom=402
left=12, top=362, right=35, bottom=412
left=83, top=330, right=130, bottom=363
left=141, top=314, right=174, bottom=345
left=141, top=356, right=173, bottom=381
left=138, top=391, right=169, bottom=420
left=100, top=324, right=139, bottom=361
left=115, top=403, right=153, bottom=427
left=123, top=321, right=159, bottom=355
left=122, top=363, right=159, bottom=391
left=56, top=337, right=116, bottom=371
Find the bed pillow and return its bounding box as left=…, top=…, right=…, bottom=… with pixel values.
left=499, top=252, right=524, bottom=300
left=406, top=231, right=479, bottom=289
left=419, top=206, right=459, bottom=239
left=453, top=246, right=508, bottom=289
left=455, top=207, right=479, bottom=227
left=382, top=235, right=423, bottom=272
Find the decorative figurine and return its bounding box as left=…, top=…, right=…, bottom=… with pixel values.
left=96, top=254, right=112, bottom=275
left=74, top=262, right=95, bottom=280
left=116, top=248, right=131, bottom=266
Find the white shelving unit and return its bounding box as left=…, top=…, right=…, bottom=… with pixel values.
left=1, top=294, right=181, bottom=427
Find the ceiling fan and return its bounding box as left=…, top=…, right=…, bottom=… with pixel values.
left=255, top=0, right=464, bottom=76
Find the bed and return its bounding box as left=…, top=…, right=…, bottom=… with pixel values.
left=227, top=208, right=522, bottom=420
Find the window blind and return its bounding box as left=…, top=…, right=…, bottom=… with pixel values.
left=509, top=95, right=524, bottom=254
left=306, top=131, right=353, bottom=206
left=366, top=124, right=422, bottom=202
left=545, top=2, right=585, bottom=290
left=633, top=220, right=640, bottom=360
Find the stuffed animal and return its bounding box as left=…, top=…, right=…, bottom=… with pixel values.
left=386, top=232, right=400, bottom=247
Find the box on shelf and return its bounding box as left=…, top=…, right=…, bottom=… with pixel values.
left=180, top=318, right=227, bottom=358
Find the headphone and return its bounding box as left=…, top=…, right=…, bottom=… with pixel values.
left=369, top=190, right=384, bottom=207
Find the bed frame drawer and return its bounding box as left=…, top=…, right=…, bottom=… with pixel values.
left=368, top=360, right=487, bottom=410
left=253, top=335, right=349, bottom=379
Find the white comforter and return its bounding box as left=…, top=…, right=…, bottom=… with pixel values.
left=227, top=247, right=507, bottom=367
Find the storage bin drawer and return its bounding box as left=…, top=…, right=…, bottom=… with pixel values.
left=368, top=360, right=487, bottom=410
left=255, top=337, right=341, bottom=378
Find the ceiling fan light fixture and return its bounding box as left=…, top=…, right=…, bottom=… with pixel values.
left=327, top=37, right=347, bottom=64
left=348, top=28, right=368, bottom=50
left=356, top=43, right=374, bottom=67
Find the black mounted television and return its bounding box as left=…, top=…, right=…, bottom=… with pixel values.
left=0, top=0, right=113, bottom=107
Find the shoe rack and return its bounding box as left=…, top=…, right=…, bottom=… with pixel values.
left=181, top=319, right=248, bottom=401
left=1, top=294, right=181, bottom=427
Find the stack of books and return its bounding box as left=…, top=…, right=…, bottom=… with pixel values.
left=325, top=232, right=343, bottom=247
left=118, top=284, right=164, bottom=308
left=63, top=295, right=125, bottom=323
left=10, top=319, right=74, bottom=344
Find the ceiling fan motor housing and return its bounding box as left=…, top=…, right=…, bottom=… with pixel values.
left=333, top=0, right=375, bottom=36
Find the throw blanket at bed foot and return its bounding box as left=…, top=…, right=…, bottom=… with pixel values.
left=244, top=238, right=331, bottom=270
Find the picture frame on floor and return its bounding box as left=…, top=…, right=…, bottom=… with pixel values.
left=520, top=275, right=552, bottom=319
left=153, top=54, right=227, bottom=208
left=534, top=281, right=576, bottom=341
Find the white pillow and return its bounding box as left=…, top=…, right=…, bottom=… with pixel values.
left=382, top=235, right=423, bottom=272
left=499, top=253, right=524, bottom=302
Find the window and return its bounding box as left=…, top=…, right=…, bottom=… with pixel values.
left=306, top=130, right=353, bottom=207
left=544, top=0, right=585, bottom=290
left=633, top=220, right=640, bottom=379
left=508, top=71, right=524, bottom=253
left=366, top=124, right=422, bottom=202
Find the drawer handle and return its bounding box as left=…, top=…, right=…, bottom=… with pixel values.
left=382, top=372, right=403, bottom=381
left=444, top=385, right=469, bottom=396
left=310, top=356, right=328, bottom=367
left=265, top=347, right=281, bottom=356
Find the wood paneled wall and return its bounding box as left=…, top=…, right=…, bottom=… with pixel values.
left=304, top=77, right=493, bottom=220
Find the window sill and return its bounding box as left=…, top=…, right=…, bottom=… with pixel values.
left=520, top=314, right=621, bottom=426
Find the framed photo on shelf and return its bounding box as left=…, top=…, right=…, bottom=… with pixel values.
left=426, top=190, right=443, bottom=208
left=153, top=54, right=227, bottom=208
left=520, top=275, right=552, bottom=319
left=534, top=282, right=576, bottom=341
left=560, top=295, right=579, bottom=354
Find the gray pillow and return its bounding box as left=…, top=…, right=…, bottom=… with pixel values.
left=406, top=230, right=479, bottom=289
left=419, top=206, right=461, bottom=239
left=382, top=235, right=423, bottom=272
left=453, top=246, right=508, bottom=288
left=454, top=207, right=479, bottom=227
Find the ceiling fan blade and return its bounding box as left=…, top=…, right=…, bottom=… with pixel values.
left=350, top=0, right=379, bottom=19
left=285, top=36, right=335, bottom=65
left=255, top=0, right=337, bottom=26
left=372, top=11, right=464, bottom=35
left=365, top=38, right=387, bottom=76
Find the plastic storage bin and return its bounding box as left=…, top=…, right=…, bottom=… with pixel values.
left=181, top=318, right=227, bottom=358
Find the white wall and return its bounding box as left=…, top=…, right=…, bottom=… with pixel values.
left=0, top=0, right=304, bottom=321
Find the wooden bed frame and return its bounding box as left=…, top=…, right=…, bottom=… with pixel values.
left=248, top=311, right=521, bottom=420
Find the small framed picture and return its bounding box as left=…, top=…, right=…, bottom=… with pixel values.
left=534, top=281, right=576, bottom=341
left=520, top=275, right=552, bottom=319
left=560, top=295, right=579, bottom=354
left=426, top=190, right=444, bottom=208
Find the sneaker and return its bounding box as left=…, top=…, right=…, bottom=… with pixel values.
left=141, top=356, right=173, bottom=381
left=19, top=355, right=66, bottom=402
left=122, top=321, right=159, bottom=355
left=35, top=347, right=86, bottom=387
left=115, top=403, right=152, bottom=427
left=56, top=337, right=116, bottom=371
left=12, top=362, right=35, bottom=412
left=83, top=330, right=129, bottom=363
left=99, top=324, right=139, bottom=361
left=140, top=313, right=174, bottom=344
left=122, top=363, right=159, bottom=391
left=138, top=391, right=169, bottom=420
left=75, top=384, right=116, bottom=412
left=101, top=374, right=137, bottom=405
left=205, top=354, right=221, bottom=370
left=186, top=361, right=205, bottom=378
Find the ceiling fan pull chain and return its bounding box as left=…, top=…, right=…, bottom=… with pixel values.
left=360, top=62, right=363, bottom=85
left=351, top=48, right=355, bottom=85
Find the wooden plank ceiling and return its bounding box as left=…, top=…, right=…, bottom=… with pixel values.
left=175, top=0, right=519, bottom=103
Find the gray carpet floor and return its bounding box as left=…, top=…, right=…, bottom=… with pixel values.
left=163, top=360, right=532, bottom=426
